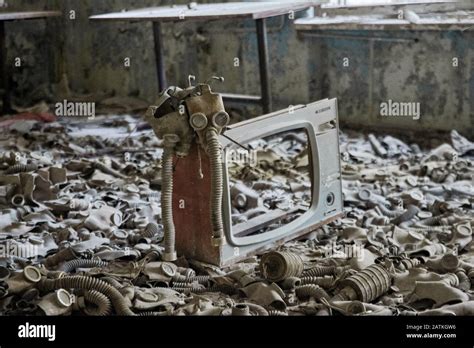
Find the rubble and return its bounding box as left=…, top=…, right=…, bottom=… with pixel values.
left=0, top=115, right=472, bottom=316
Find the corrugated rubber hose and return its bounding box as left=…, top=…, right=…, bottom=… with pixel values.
left=391, top=204, right=420, bottom=225
left=38, top=276, right=135, bottom=316
left=84, top=290, right=112, bottom=316
left=376, top=204, right=405, bottom=218
left=268, top=309, right=288, bottom=316
left=60, top=259, right=108, bottom=273
left=300, top=276, right=335, bottom=288
left=161, top=138, right=177, bottom=261
left=302, top=266, right=343, bottom=277
left=296, top=285, right=331, bottom=301
left=206, top=128, right=224, bottom=243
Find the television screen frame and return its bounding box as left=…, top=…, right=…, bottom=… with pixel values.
left=220, top=97, right=344, bottom=248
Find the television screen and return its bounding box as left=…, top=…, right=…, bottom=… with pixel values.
left=220, top=98, right=343, bottom=252
left=227, top=128, right=312, bottom=237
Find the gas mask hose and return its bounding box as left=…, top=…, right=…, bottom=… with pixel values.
left=161, top=134, right=179, bottom=261
left=206, top=128, right=224, bottom=245
left=38, top=276, right=135, bottom=316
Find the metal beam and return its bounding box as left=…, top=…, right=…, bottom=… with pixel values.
left=256, top=18, right=272, bottom=114
left=152, top=21, right=167, bottom=92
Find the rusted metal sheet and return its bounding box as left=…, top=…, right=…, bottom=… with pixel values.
left=173, top=142, right=221, bottom=264
left=89, top=2, right=321, bottom=22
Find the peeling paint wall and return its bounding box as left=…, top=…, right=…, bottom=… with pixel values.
left=3, top=0, right=473, bottom=137
left=312, top=30, right=472, bottom=136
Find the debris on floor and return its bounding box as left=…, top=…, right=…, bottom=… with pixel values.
left=0, top=116, right=472, bottom=316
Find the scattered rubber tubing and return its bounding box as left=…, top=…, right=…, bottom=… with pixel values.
left=84, top=290, right=112, bottom=316
left=161, top=136, right=178, bottom=261
left=5, top=163, right=38, bottom=175
left=38, top=276, right=135, bottom=316
left=101, top=276, right=123, bottom=289
left=171, top=285, right=206, bottom=294
left=206, top=128, right=224, bottom=245
left=171, top=274, right=210, bottom=285
left=416, top=214, right=446, bottom=227
left=391, top=204, right=420, bottom=225
left=300, top=276, right=335, bottom=288
left=295, top=285, right=331, bottom=301
left=188, top=275, right=211, bottom=285
left=59, top=259, right=108, bottom=273
left=399, top=258, right=421, bottom=270
left=143, top=222, right=160, bottom=238
left=172, top=282, right=196, bottom=288
left=138, top=311, right=168, bottom=316
left=418, top=301, right=474, bottom=316
left=302, top=265, right=345, bottom=278
left=376, top=204, right=405, bottom=218
left=268, top=309, right=288, bottom=316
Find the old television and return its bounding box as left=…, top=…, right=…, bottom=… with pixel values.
left=173, top=98, right=344, bottom=266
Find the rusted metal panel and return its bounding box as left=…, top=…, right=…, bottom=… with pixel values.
left=173, top=142, right=221, bottom=264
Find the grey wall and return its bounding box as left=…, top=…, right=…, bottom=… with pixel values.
left=3, top=0, right=473, bottom=137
